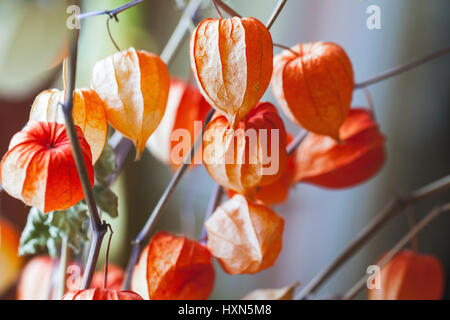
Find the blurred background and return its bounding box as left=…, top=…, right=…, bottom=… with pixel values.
left=0, top=0, right=449, bottom=299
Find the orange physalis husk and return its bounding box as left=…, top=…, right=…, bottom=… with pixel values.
left=0, top=218, right=21, bottom=295
left=203, top=102, right=288, bottom=197
left=29, top=88, right=108, bottom=164
left=62, top=288, right=143, bottom=300
left=131, top=231, right=215, bottom=300
left=17, top=256, right=81, bottom=300
left=190, top=17, right=273, bottom=126
left=242, top=282, right=300, bottom=300
left=147, top=78, right=211, bottom=169
left=17, top=256, right=55, bottom=300
left=368, top=250, right=444, bottom=300
left=91, top=47, right=170, bottom=159
left=293, top=108, right=385, bottom=189
left=272, top=42, right=354, bottom=140
left=0, top=121, right=94, bottom=213
left=91, top=264, right=125, bottom=291
left=205, top=194, right=284, bottom=275
left=226, top=133, right=295, bottom=206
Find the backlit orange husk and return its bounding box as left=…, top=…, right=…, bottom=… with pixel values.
left=0, top=218, right=21, bottom=295
left=368, top=250, right=444, bottom=300
left=0, top=121, right=94, bottom=213
left=29, top=88, right=108, bottom=163
left=63, top=288, right=143, bottom=300
left=131, top=231, right=215, bottom=300
left=205, top=194, right=284, bottom=274
left=272, top=42, right=354, bottom=139
left=293, top=108, right=385, bottom=189
left=203, top=102, right=288, bottom=196
left=91, top=47, right=170, bottom=159
left=147, top=78, right=211, bottom=168
left=190, top=17, right=273, bottom=126
left=226, top=133, right=295, bottom=206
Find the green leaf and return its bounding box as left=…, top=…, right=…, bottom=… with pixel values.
left=94, top=143, right=116, bottom=185
left=93, top=184, right=119, bottom=218
left=93, top=142, right=119, bottom=218
left=19, top=203, right=89, bottom=257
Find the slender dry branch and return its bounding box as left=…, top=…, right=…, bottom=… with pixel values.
left=266, top=0, right=287, bottom=29
left=295, top=174, right=450, bottom=300
left=199, top=184, right=224, bottom=244
left=211, top=0, right=224, bottom=18
left=215, top=0, right=241, bottom=17
left=108, top=0, right=203, bottom=187
left=343, top=203, right=450, bottom=300
left=61, top=29, right=107, bottom=290
left=78, top=0, right=144, bottom=20
left=287, top=131, right=308, bottom=156
left=354, top=46, right=450, bottom=89
left=122, top=108, right=215, bottom=290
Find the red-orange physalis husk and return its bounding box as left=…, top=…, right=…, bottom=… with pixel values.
left=17, top=256, right=55, bottom=300
left=91, top=264, right=125, bottom=291
left=0, top=218, right=21, bottom=295
left=203, top=102, right=288, bottom=196
left=0, top=121, right=94, bottom=213
left=205, top=194, right=284, bottom=275
left=272, top=42, right=354, bottom=140
left=62, top=288, right=143, bottom=300
left=91, top=47, right=170, bottom=159
left=368, top=250, right=444, bottom=300
left=131, top=231, right=215, bottom=300
left=147, top=78, right=211, bottom=168
left=293, top=108, right=385, bottom=189
left=226, top=133, right=295, bottom=206
left=190, top=17, right=273, bottom=126
left=29, top=88, right=108, bottom=164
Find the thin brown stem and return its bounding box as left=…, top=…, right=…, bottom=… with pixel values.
left=295, top=174, right=450, bottom=300
left=106, top=16, right=121, bottom=52
left=211, top=0, right=223, bottom=19
left=61, top=22, right=107, bottom=291
left=354, top=46, right=450, bottom=89
left=199, top=184, right=224, bottom=244
left=266, top=0, right=287, bottom=29
left=103, top=224, right=114, bottom=290
left=78, top=0, right=144, bottom=20
left=344, top=203, right=450, bottom=300
left=287, top=131, right=308, bottom=156
left=273, top=43, right=299, bottom=56
left=362, top=87, right=375, bottom=118
left=214, top=0, right=241, bottom=18
left=122, top=108, right=215, bottom=290
left=406, top=206, right=420, bottom=252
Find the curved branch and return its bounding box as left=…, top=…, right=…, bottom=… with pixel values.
left=295, top=174, right=450, bottom=300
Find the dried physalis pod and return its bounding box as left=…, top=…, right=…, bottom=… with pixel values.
left=294, top=108, right=385, bottom=189
left=190, top=17, right=273, bottom=126
left=205, top=194, right=284, bottom=275
left=131, top=231, right=215, bottom=300
left=91, top=47, right=170, bottom=159
left=29, top=88, right=108, bottom=163
left=63, top=288, right=143, bottom=300
left=0, top=218, right=21, bottom=296
left=147, top=78, right=211, bottom=168
left=0, top=121, right=94, bottom=213
left=203, top=102, right=287, bottom=196
left=368, top=250, right=444, bottom=300
left=272, top=42, right=354, bottom=140
left=226, top=133, right=295, bottom=206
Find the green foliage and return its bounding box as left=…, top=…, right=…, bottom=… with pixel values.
left=93, top=143, right=119, bottom=218
left=19, top=203, right=89, bottom=257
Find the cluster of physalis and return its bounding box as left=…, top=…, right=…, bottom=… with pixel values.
left=1, top=14, right=442, bottom=301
